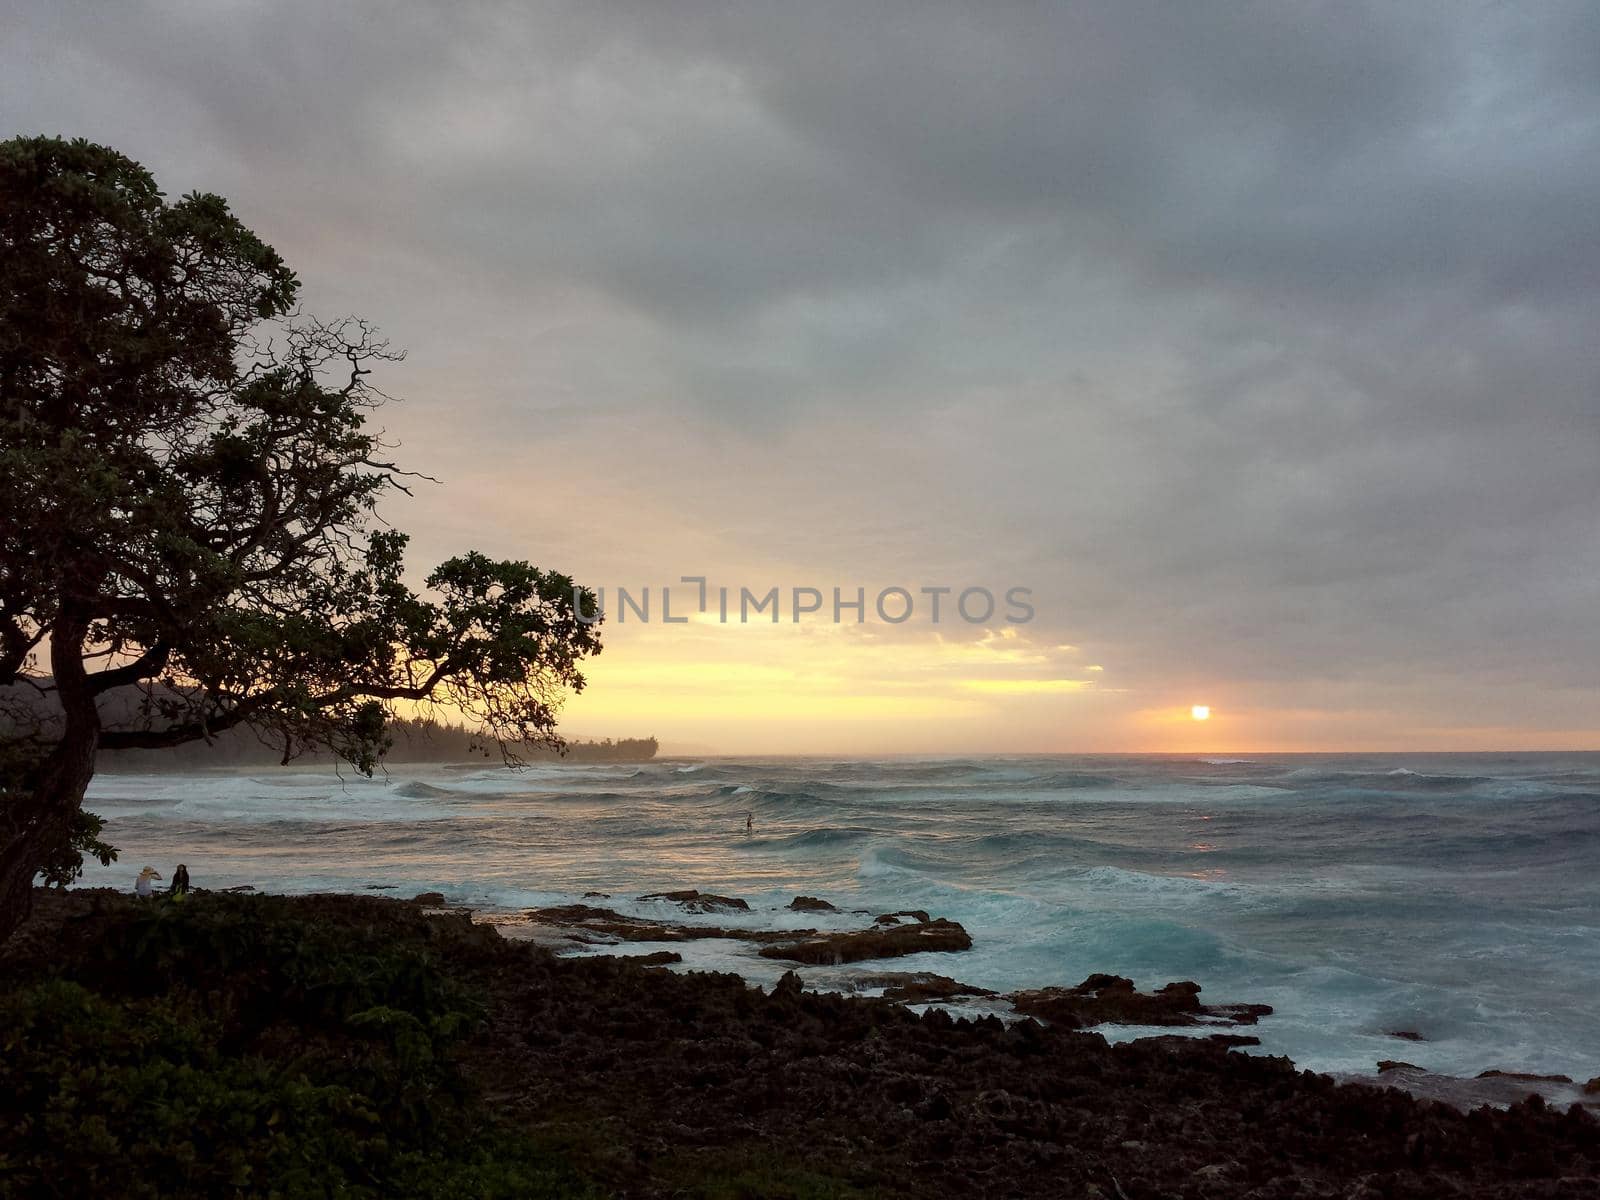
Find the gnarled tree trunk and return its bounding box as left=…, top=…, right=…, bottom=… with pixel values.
left=0, top=612, right=101, bottom=946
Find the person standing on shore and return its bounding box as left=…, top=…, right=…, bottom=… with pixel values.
left=134, top=867, right=162, bottom=898
left=169, top=864, right=191, bottom=899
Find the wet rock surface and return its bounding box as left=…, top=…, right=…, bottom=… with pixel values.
left=635, top=889, right=751, bottom=913
left=525, top=903, right=801, bottom=945
left=1009, top=973, right=1274, bottom=1029
left=786, top=895, right=837, bottom=912
left=852, top=971, right=997, bottom=1004
left=631, top=950, right=683, bottom=967
left=1361, top=1062, right=1600, bottom=1119
left=758, top=915, right=973, bottom=964
left=525, top=899, right=977, bottom=967
left=874, top=908, right=931, bottom=925
left=1134, top=1032, right=1263, bottom=1051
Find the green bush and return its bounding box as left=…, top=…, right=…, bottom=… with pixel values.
left=0, top=897, right=598, bottom=1199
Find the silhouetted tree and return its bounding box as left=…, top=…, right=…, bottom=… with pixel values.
left=0, top=137, right=602, bottom=939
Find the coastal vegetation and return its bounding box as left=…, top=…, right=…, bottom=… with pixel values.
left=0, top=136, right=603, bottom=941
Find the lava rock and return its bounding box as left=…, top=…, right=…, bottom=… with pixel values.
left=787, top=896, right=838, bottom=912
left=873, top=909, right=932, bottom=926
left=760, top=917, right=972, bottom=965
left=527, top=905, right=807, bottom=944
left=633, top=951, right=683, bottom=966
left=856, top=972, right=996, bottom=1003
left=1008, top=974, right=1272, bottom=1030
left=636, top=889, right=751, bottom=913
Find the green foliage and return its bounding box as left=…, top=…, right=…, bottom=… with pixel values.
left=0, top=894, right=896, bottom=1199
left=0, top=897, right=600, bottom=1199
left=34, top=807, right=117, bottom=887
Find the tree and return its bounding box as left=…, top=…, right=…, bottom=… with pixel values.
left=0, top=136, right=603, bottom=941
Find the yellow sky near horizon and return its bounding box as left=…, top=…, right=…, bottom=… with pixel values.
left=551, top=616, right=1599, bottom=756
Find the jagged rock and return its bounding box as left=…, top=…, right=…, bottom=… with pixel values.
left=411, top=891, right=446, bottom=905
left=529, top=905, right=700, bottom=942
left=529, top=903, right=973, bottom=967
left=874, top=909, right=931, bottom=926
left=1362, top=1063, right=1600, bottom=1114
left=788, top=895, right=838, bottom=912
left=1586, top=1077, right=1600, bottom=1095
left=633, top=950, right=683, bottom=966
left=636, top=889, right=751, bottom=913
left=760, top=917, right=972, bottom=965
left=771, top=970, right=805, bottom=1001
left=856, top=972, right=995, bottom=1003
left=583, top=890, right=611, bottom=899
left=527, top=904, right=806, bottom=944
left=220, top=885, right=257, bottom=893
left=1008, top=974, right=1272, bottom=1030
left=1134, top=1033, right=1262, bottom=1052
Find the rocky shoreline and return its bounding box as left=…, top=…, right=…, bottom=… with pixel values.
left=463, top=885, right=1600, bottom=1118
left=7, top=887, right=1600, bottom=1197
left=509, top=891, right=1269, bottom=1031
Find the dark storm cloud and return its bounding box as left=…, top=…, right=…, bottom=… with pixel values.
left=4, top=0, right=1598, bottom=734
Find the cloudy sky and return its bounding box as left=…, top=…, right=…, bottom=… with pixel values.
left=6, top=1, right=1598, bottom=752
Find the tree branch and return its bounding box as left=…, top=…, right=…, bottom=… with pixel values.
left=86, top=639, right=171, bottom=694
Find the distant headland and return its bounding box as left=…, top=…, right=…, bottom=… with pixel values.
left=98, top=717, right=658, bottom=769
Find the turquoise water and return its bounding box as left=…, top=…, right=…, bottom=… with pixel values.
left=78, top=752, right=1600, bottom=1079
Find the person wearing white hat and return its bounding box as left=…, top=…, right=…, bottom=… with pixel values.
left=134, top=866, right=162, bottom=898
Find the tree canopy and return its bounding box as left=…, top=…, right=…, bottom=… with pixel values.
left=0, top=136, right=602, bottom=933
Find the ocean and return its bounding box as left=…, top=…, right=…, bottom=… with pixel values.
left=75, top=752, right=1600, bottom=1082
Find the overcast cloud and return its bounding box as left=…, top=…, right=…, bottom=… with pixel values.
left=4, top=1, right=1598, bottom=748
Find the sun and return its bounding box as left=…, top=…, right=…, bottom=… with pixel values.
left=1190, top=705, right=1211, bottom=721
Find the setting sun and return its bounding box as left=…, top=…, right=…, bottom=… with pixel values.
left=1191, top=705, right=1211, bottom=721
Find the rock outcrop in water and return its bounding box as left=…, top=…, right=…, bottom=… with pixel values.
left=786, top=895, right=837, bottom=912
left=632, top=950, right=683, bottom=966
left=873, top=908, right=931, bottom=925
left=524, top=899, right=976, bottom=965
left=1007, top=973, right=1273, bottom=1029
left=854, top=971, right=997, bottom=1003
left=759, top=915, right=973, bottom=964
left=635, top=889, right=751, bottom=913
left=523, top=903, right=775, bottom=944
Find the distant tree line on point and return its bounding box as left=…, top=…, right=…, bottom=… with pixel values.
left=97, top=717, right=658, bottom=768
